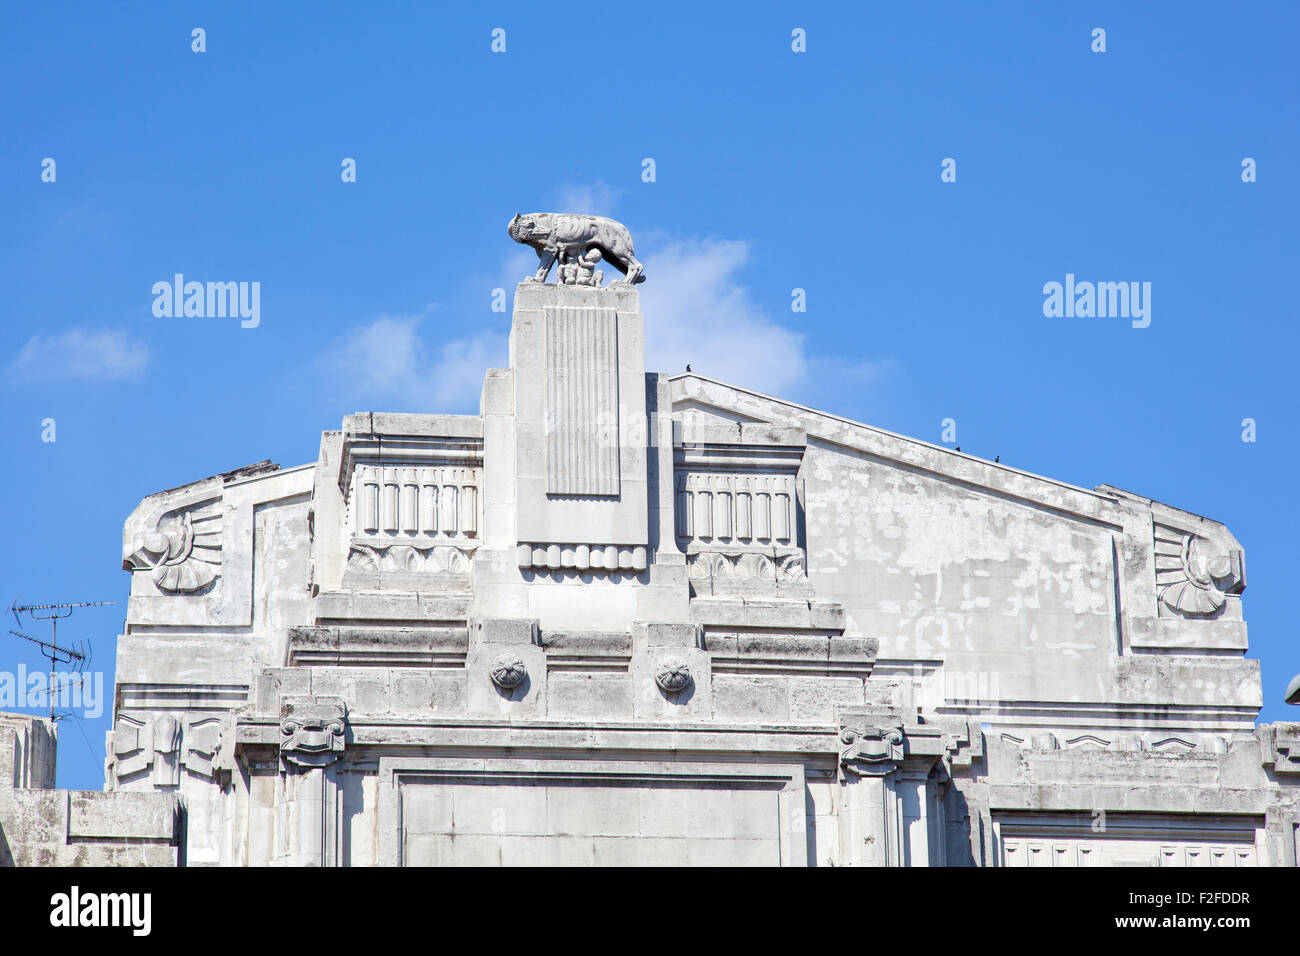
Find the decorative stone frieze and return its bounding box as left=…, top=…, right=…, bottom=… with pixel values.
left=516, top=542, right=647, bottom=573
left=676, top=473, right=797, bottom=546
left=686, top=550, right=806, bottom=586
left=342, top=542, right=475, bottom=590
left=346, top=543, right=474, bottom=572
left=674, top=422, right=808, bottom=597
left=108, top=714, right=225, bottom=787
left=994, top=730, right=1223, bottom=753
left=336, top=417, right=483, bottom=594
left=347, top=464, right=480, bottom=540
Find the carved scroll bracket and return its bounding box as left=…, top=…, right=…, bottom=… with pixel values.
left=839, top=723, right=905, bottom=778
left=279, top=697, right=347, bottom=770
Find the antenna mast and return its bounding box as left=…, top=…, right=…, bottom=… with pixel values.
left=7, top=598, right=114, bottom=721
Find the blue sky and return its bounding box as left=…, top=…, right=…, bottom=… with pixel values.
left=1, top=2, right=1296, bottom=789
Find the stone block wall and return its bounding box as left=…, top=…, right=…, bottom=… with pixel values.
left=0, top=713, right=179, bottom=867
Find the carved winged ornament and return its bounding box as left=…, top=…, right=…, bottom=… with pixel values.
left=1154, top=530, right=1245, bottom=617
left=125, top=510, right=221, bottom=594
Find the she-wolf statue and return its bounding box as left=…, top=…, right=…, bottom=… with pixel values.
left=508, top=212, right=646, bottom=286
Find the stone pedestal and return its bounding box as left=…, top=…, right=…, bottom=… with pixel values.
left=510, top=282, right=649, bottom=567
left=471, top=282, right=688, bottom=632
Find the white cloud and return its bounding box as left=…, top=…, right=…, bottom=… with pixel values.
left=639, top=238, right=809, bottom=395
left=8, top=328, right=150, bottom=383
left=551, top=180, right=620, bottom=216
left=317, top=314, right=504, bottom=414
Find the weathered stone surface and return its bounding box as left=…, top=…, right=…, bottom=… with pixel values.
left=69, top=791, right=175, bottom=840
left=0, top=715, right=179, bottom=867
left=0, top=714, right=55, bottom=789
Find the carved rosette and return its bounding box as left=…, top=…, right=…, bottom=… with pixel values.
left=654, top=657, right=693, bottom=694
left=1154, top=528, right=1245, bottom=617
left=839, top=724, right=905, bottom=777
left=489, top=653, right=528, bottom=690
left=280, top=698, right=346, bottom=770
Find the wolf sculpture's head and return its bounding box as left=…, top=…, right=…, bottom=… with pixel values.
left=508, top=212, right=552, bottom=243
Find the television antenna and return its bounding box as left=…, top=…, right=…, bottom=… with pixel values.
left=7, top=598, right=114, bottom=721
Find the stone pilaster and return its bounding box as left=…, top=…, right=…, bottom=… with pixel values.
left=279, top=697, right=346, bottom=867
left=836, top=712, right=946, bottom=866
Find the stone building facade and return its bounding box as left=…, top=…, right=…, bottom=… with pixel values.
left=7, top=276, right=1299, bottom=867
